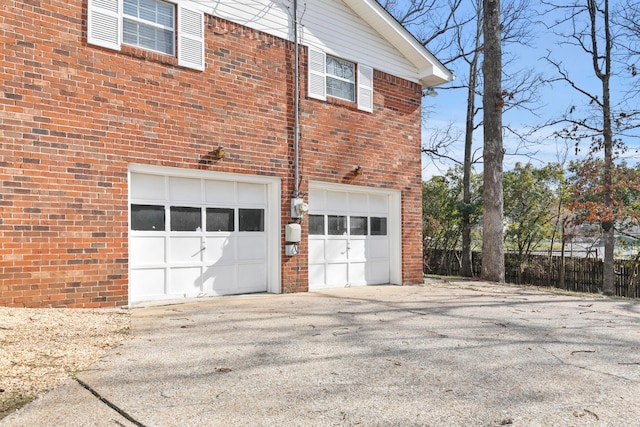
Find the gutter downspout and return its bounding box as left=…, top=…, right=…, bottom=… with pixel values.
left=293, top=0, right=300, bottom=199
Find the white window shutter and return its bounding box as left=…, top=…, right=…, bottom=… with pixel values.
left=178, top=6, right=205, bottom=71
left=308, top=47, right=326, bottom=101
left=87, top=0, right=121, bottom=51
left=357, top=64, right=374, bottom=112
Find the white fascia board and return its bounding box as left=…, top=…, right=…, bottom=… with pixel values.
left=177, top=0, right=210, bottom=13
left=418, top=64, right=455, bottom=87
left=342, top=0, right=453, bottom=88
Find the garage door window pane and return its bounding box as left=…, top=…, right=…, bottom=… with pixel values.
left=350, top=216, right=368, bottom=235
left=371, top=217, right=387, bottom=236
left=131, top=204, right=165, bottom=231
left=309, top=215, right=325, bottom=235
left=328, top=215, right=347, bottom=235
left=239, top=208, right=264, bottom=232
left=170, top=207, right=202, bottom=231
left=206, top=208, right=234, bottom=232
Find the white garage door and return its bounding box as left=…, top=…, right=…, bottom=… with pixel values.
left=308, top=183, right=401, bottom=290
left=129, top=167, right=280, bottom=305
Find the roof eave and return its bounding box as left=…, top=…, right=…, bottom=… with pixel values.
left=342, top=0, right=454, bottom=89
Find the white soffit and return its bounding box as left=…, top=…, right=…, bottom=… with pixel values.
left=341, top=0, right=453, bottom=88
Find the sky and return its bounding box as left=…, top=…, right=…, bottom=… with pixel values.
left=402, top=1, right=640, bottom=180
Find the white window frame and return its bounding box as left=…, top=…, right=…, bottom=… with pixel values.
left=87, top=0, right=205, bottom=71
left=326, top=55, right=355, bottom=102
left=122, top=0, right=176, bottom=56
left=308, top=46, right=373, bottom=112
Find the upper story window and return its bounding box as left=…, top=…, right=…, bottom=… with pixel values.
left=326, top=56, right=355, bottom=102
left=308, top=47, right=373, bottom=112
left=123, top=0, right=175, bottom=56
left=87, top=0, right=204, bottom=71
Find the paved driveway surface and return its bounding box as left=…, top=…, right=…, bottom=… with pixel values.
left=4, top=279, right=640, bottom=426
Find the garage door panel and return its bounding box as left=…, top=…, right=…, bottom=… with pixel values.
left=237, top=263, right=267, bottom=290
left=169, top=267, right=203, bottom=296
left=326, top=263, right=348, bottom=285
left=308, top=190, right=325, bottom=211
left=368, top=260, right=389, bottom=283
left=348, top=239, right=366, bottom=259
left=131, top=173, right=165, bottom=201
left=130, top=269, right=166, bottom=298
left=204, top=180, right=236, bottom=204
left=204, top=236, right=234, bottom=263
left=309, top=240, right=325, bottom=261
left=369, top=194, right=388, bottom=214
left=203, top=264, right=236, bottom=293
left=368, top=238, right=389, bottom=258
left=309, top=263, right=326, bottom=286
left=131, top=236, right=165, bottom=266
left=169, top=237, right=203, bottom=263
left=349, top=262, right=366, bottom=284
left=326, top=240, right=348, bottom=261
left=237, top=182, right=266, bottom=205
left=237, top=234, right=266, bottom=261
left=169, top=177, right=202, bottom=203
left=326, top=191, right=348, bottom=212
left=348, top=192, right=368, bottom=215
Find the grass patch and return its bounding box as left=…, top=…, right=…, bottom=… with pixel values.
left=0, top=392, right=35, bottom=420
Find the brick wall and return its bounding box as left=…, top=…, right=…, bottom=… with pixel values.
left=0, top=0, right=423, bottom=307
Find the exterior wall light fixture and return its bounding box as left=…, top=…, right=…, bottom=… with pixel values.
left=425, top=87, right=438, bottom=97
left=215, top=145, right=226, bottom=159
left=354, top=165, right=363, bottom=176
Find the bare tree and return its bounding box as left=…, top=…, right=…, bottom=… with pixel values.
left=451, top=0, right=485, bottom=277
left=620, top=0, right=640, bottom=103
left=542, top=0, right=640, bottom=295
left=460, top=3, right=482, bottom=276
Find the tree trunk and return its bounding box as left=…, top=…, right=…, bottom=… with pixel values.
left=560, top=222, right=566, bottom=290
left=461, top=50, right=479, bottom=278
left=481, top=0, right=505, bottom=283
left=596, top=0, right=615, bottom=296
left=603, top=224, right=615, bottom=295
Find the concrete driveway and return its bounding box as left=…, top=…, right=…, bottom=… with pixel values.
left=4, top=279, right=640, bottom=426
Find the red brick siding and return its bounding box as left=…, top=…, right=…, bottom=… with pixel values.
left=0, top=0, right=423, bottom=307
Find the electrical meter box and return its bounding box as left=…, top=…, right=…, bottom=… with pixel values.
left=291, top=198, right=309, bottom=218
left=285, top=223, right=301, bottom=242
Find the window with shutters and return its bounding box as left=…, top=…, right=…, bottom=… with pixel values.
left=87, top=0, right=205, bottom=71
left=308, top=47, right=373, bottom=112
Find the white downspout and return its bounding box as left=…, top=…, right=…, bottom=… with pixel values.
left=293, top=0, right=300, bottom=199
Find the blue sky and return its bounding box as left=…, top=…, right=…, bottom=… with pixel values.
left=410, top=2, right=640, bottom=180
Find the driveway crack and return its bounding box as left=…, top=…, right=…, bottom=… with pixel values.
left=75, top=378, right=146, bottom=427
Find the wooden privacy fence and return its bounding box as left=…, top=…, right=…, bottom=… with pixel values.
left=424, top=249, right=640, bottom=298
